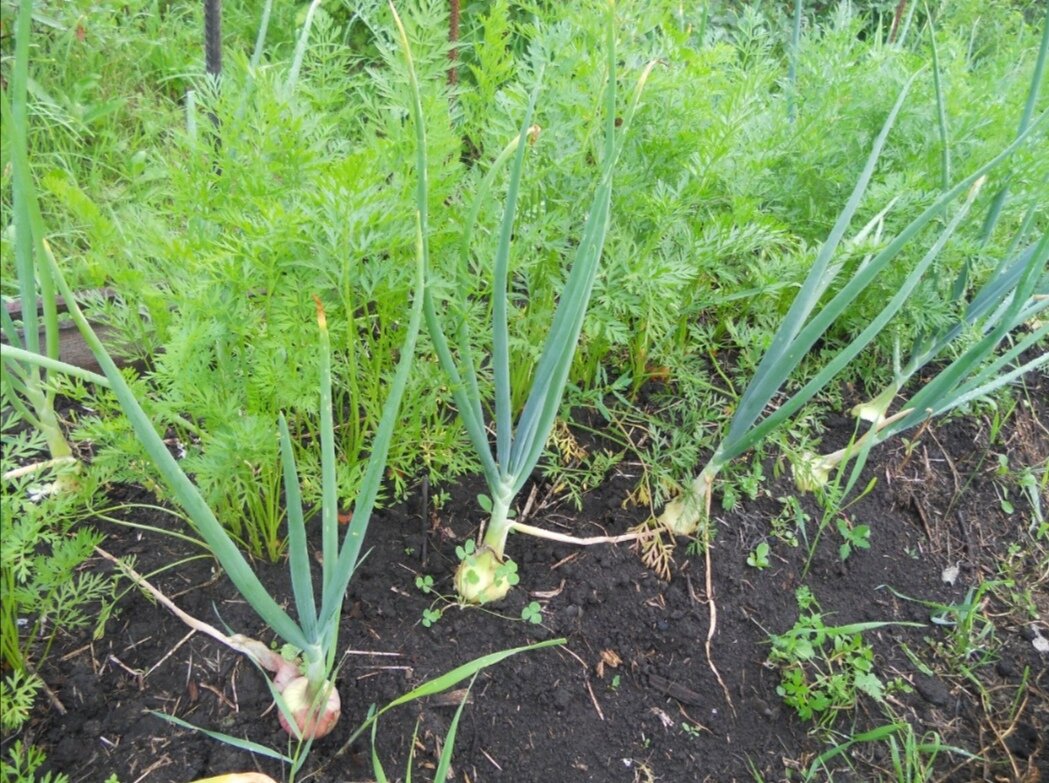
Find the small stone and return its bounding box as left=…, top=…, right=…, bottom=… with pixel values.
left=751, top=697, right=777, bottom=719
left=553, top=686, right=572, bottom=710
left=996, top=657, right=1020, bottom=679
left=914, top=675, right=950, bottom=707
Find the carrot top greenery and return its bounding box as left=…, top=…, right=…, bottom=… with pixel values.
left=2, top=0, right=1047, bottom=778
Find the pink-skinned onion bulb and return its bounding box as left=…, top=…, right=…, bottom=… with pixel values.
left=276, top=676, right=341, bottom=739
left=243, top=639, right=341, bottom=739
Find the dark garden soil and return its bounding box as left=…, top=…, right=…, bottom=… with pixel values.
left=17, top=378, right=1049, bottom=783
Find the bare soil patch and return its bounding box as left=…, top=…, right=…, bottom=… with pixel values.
left=20, top=379, right=1049, bottom=782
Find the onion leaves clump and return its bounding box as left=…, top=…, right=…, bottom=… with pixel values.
left=401, top=0, right=654, bottom=604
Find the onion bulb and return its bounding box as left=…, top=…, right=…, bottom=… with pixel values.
left=277, top=676, right=341, bottom=739
left=454, top=546, right=518, bottom=604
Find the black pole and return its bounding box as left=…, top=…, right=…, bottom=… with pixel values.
left=205, top=0, right=222, bottom=78
left=203, top=0, right=222, bottom=155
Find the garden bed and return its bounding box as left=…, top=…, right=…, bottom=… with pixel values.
left=4, top=3, right=1048, bottom=781
left=27, top=379, right=1049, bottom=783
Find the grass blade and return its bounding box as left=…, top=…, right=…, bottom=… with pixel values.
left=433, top=675, right=476, bottom=782
left=342, top=637, right=565, bottom=750
left=370, top=717, right=390, bottom=783
left=150, top=711, right=294, bottom=762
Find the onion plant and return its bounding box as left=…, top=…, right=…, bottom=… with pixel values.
left=794, top=229, right=1049, bottom=493
left=2, top=3, right=401, bottom=703
left=655, top=77, right=1048, bottom=537
left=401, top=3, right=653, bottom=604
left=6, top=7, right=565, bottom=765
left=22, top=227, right=424, bottom=743
left=0, top=0, right=78, bottom=493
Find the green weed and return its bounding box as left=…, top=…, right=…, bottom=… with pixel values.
left=768, top=586, right=911, bottom=729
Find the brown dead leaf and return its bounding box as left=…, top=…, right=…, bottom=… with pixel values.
left=596, top=649, right=621, bottom=678
left=531, top=580, right=566, bottom=599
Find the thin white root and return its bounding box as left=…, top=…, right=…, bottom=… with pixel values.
left=96, top=547, right=341, bottom=740
left=697, top=477, right=735, bottom=717
left=94, top=547, right=287, bottom=677
left=1, top=456, right=77, bottom=481
left=704, top=533, right=734, bottom=716
left=508, top=521, right=642, bottom=546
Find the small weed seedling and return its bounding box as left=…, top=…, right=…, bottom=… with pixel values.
left=521, top=601, right=543, bottom=625
left=835, top=515, right=872, bottom=561
left=747, top=541, right=771, bottom=570
left=413, top=574, right=448, bottom=629
left=421, top=608, right=443, bottom=629
left=775, top=495, right=810, bottom=548
left=883, top=581, right=1003, bottom=668
left=798, top=719, right=974, bottom=782
left=802, top=476, right=877, bottom=576
left=994, top=455, right=1017, bottom=514
left=768, top=587, right=913, bottom=730
left=931, top=584, right=1005, bottom=668
left=680, top=721, right=704, bottom=739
